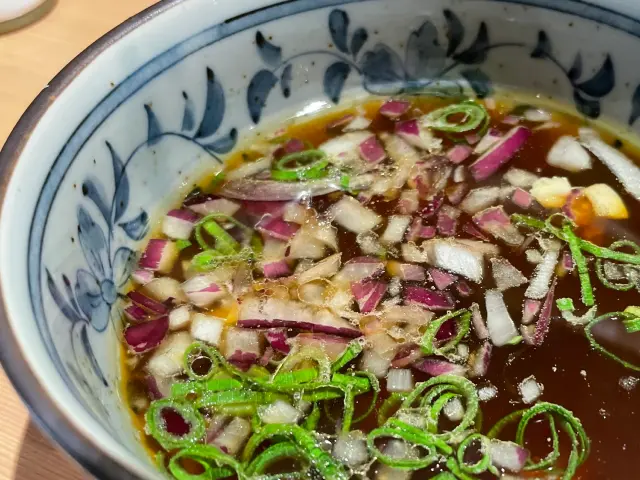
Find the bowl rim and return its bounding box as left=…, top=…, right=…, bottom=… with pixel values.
left=0, top=1, right=185, bottom=478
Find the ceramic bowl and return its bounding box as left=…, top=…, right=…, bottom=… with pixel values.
left=2, top=0, right=640, bottom=478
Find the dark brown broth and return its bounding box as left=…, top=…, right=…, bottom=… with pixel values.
left=124, top=97, right=640, bottom=479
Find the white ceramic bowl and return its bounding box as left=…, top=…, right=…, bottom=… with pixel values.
left=2, top=0, right=640, bottom=477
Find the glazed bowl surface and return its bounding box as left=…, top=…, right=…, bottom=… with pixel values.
left=3, top=0, right=640, bottom=478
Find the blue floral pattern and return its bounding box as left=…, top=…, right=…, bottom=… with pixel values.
left=46, top=67, right=236, bottom=413
left=248, top=8, right=618, bottom=123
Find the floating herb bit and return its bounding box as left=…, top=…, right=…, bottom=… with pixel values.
left=271, top=150, right=329, bottom=181
left=422, top=102, right=488, bottom=133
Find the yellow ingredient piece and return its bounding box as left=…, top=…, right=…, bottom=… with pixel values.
left=583, top=184, right=629, bottom=219
left=530, top=177, right=572, bottom=209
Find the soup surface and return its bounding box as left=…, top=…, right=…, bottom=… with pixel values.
left=122, top=95, right=640, bottom=479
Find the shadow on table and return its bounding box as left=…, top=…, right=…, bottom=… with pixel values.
left=14, top=421, right=87, bottom=480
left=0, top=0, right=58, bottom=35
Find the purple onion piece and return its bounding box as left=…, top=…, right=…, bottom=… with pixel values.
left=437, top=206, right=460, bottom=237
left=522, top=299, right=542, bottom=325
left=511, top=188, right=533, bottom=209
left=532, top=279, right=556, bottom=346
left=462, top=222, right=491, bottom=242
left=469, top=126, right=531, bottom=181
left=469, top=341, right=492, bottom=377
left=256, top=214, right=300, bottom=240
left=124, top=304, right=149, bottom=323
left=391, top=343, right=424, bottom=368
left=219, top=178, right=341, bottom=201
left=413, top=358, right=467, bottom=376
left=265, top=329, right=290, bottom=354
left=139, top=239, right=178, bottom=273
left=473, top=206, right=524, bottom=247
left=358, top=135, right=387, bottom=164
left=404, top=285, right=455, bottom=311
left=447, top=144, right=473, bottom=164
left=429, top=268, right=457, bottom=291
left=351, top=280, right=387, bottom=314
left=227, top=351, right=259, bottom=371
left=131, top=269, right=154, bottom=285
left=259, top=347, right=275, bottom=366
left=420, top=194, right=444, bottom=219
left=262, top=260, right=292, bottom=279
left=446, top=183, right=469, bottom=206
left=455, top=280, right=474, bottom=297
left=471, top=302, right=489, bottom=340
left=489, top=439, right=529, bottom=472
left=127, top=291, right=169, bottom=315
left=379, top=99, right=411, bottom=118
left=124, top=316, right=169, bottom=353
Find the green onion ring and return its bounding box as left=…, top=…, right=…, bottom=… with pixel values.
left=456, top=433, right=495, bottom=475
left=563, top=224, right=595, bottom=306
left=367, top=426, right=440, bottom=469
left=271, top=150, right=329, bottom=181
left=245, top=442, right=306, bottom=476
left=145, top=399, right=206, bottom=450
left=421, top=309, right=471, bottom=356
left=422, top=102, right=488, bottom=133
left=585, top=312, right=640, bottom=371
left=331, top=339, right=364, bottom=372
left=377, top=393, right=407, bottom=426
left=168, top=444, right=244, bottom=480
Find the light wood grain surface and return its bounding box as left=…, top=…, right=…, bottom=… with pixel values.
left=0, top=1, right=157, bottom=478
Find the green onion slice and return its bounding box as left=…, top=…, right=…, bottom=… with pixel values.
left=271, top=150, right=329, bottom=181
left=422, top=102, right=488, bottom=133
left=145, top=399, right=206, bottom=450
left=421, top=309, right=471, bottom=356
left=168, top=444, right=243, bottom=480
left=586, top=312, right=640, bottom=371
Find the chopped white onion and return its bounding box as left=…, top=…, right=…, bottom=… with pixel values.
left=327, top=196, right=382, bottom=234
left=503, top=168, right=539, bottom=188
left=357, top=231, right=384, bottom=256
left=146, top=332, right=193, bottom=377
left=225, top=157, right=271, bottom=181
left=583, top=183, right=628, bottom=219
left=459, top=186, right=501, bottom=214
left=426, top=239, right=485, bottom=283
left=258, top=400, right=302, bottom=424
left=386, top=368, right=414, bottom=392
left=283, top=202, right=311, bottom=224
left=190, top=313, right=225, bottom=346
left=484, top=290, right=519, bottom=346
left=530, top=176, right=572, bottom=209
left=212, top=417, right=252, bottom=455
left=143, top=277, right=187, bottom=303
left=546, top=135, right=592, bottom=172
left=333, top=431, right=369, bottom=467
left=380, top=215, right=411, bottom=245
left=525, top=248, right=559, bottom=299
left=490, top=257, right=528, bottom=291
left=376, top=440, right=415, bottom=480
left=343, top=115, right=372, bottom=132
left=168, top=305, right=192, bottom=331
left=443, top=397, right=465, bottom=422
left=518, top=375, right=543, bottom=404
left=478, top=385, right=498, bottom=401
left=288, top=229, right=326, bottom=259
left=298, top=253, right=342, bottom=284
left=523, top=108, right=552, bottom=122
left=320, top=131, right=372, bottom=166
left=224, top=327, right=263, bottom=359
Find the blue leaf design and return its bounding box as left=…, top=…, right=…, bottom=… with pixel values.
left=531, top=30, right=552, bottom=59
left=359, top=44, right=406, bottom=95
left=350, top=28, right=368, bottom=59
left=107, top=141, right=129, bottom=224
left=281, top=64, right=293, bottom=98
left=144, top=104, right=162, bottom=146
left=324, top=61, right=351, bottom=104
left=77, top=323, right=108, bottom=386
left=113, top=246, right=136, bottom=288
left=573, top=89, right=600, bottom=118
left=66, top=361, right=111, bottom=422
left=255, top=31, right=282, bottom=67
left=62, top=274, right=82, bottom=317
left=453, top=22, right=488, bottom=64
left=247, top=69, right=278, bottom=123
left=329, top=9, right=350, bottom=54
left=80, top=178, right=110, bottom=223
left=46, top=269, right=84, bottom=323
left=202, top=128, right=238, bottom=155
left=75, top=269, right=109, bottom=332
left=568, top=53, right=583, bottom=82
left=119, top=210, right=149, bottom=241
left=460, top=68, right=494, bottom=98
left=181, top=91, right=196, bottom=132
left=575, top=55, right=614, bottom=98
left=443, top=9, right=464, bottom=57
left=405, top=20, right=446, bottom=80
left=77, top=206, right=108, bottom=278
left=195, top=68, right=226, bottom=139
left=628, top=84, right=640, bottom=125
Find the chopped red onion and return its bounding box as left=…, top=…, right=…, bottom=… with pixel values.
left=490, top=257, right=528, bottom=291
left=168, top=305, right=192, bottom=331
left=146, top=332, right=193, bottom=377
left=381, top=215, right=411, bottom=245
left=518, top=375, right=543, bottom=403
left=124, top=303, right=148, bottom=323
left=212, top=417, right=251, bottom=456
left=127, top=291, right=169, bottom=315
left=419, top=193, right=444, bottom=219
left=469, top=126, right=531, bottom=181
left=531, top=279, right=556, bottom=346
left=143, top=277, right=187, bottom=303
left=182, top=275, right=226, bottom=308
left=379, top=99, right=411, bottom=118
left=469, top=341, right=492, bottom=377
left=525, top=249, right=559, bottom=299
left=190, top=313, right=225, bottom=346
left=131, top=269, right=154, bottom=285
left=396, top=119, right=442, bottom=152
left=334, top=256, right=385, bottom=284
left=187, top=196, right=241, bottom=217
left=503, top=168, right=539, bottom=188
left=404, top=285, right=455, bottom=311
left=327, top=196, right=381, bottom=234
left=238, top=297, right=361, bottom=337
left=465, top=133, right=481, bottom=145
left=240, top=200, right=288, bottom=218
left=445, top=183, right=469, bottom=206
left=511, top=188, right=534, bottom=210
left=489, top=440, right=529, bottom=472
left=397, top=190, right=419, bottom=214
left=484, top=290, right=519, bottom=346
left=429, top=268, right=457, bottom=290
left=387, top=261, right=426, bottom=281
left=459, top=186, right=501, bottom=215
left=259, top=347, right=274, bottom=366
left=447, top=144, right=473, bottom=164
left=562, top=188, right=588, bottom=222
left=220, top=178, right=341, bottom=201
left=437, top=205, right=460, bottom=237
left=462, top=222, right=491, bottom=242
left=326, top=113, right=356, bottom=131
left=419, top=225, right=437, bottom=240
left=455, top=280, right=473, bottom=297
left=522, top=299, right=542, bottom=325
left=561, top=251, right=574, bottom=272
left=320, top=131, right=372, bottom=165
left=413, top=358, right=467, bottom=376
left=391, top=344, right=424, bottom=368
left=265, top=329, right=290, bottom=354
left=333, top=431, right=369, bottom=467
left=161, top=209, right=200, bottom=241
left=359, top=135, right=387, bottom=164
left=352, top=280, right=387, bottom=313
left=463, top=305, right=486, bottom=344
left=292, top=333, right=350, bottom=361
left=262, top=260, right=292, bottom=279
left=298, top=253, right=342, bottom=284
left=256, top=214, right=300, bottom=240
left=124, top=316, right=169, bottom=353
left=224, top=327, right=263, bottom=368
left=473, top=128, right=502, bottom=155
left=387, top=368, right=414, bottom=392
left=427, top=239, right=486, bottom=283
left=139, top=239, right=179, bottom=274
left=501, top=115, right=521, bottom=126
left=473, top=206, right=524, bottom=247
left=547, top=135, right=592, bottom=172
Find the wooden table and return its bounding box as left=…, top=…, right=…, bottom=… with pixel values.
left=0, top=1, right=157, bottom=478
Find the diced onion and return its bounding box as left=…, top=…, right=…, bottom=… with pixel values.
left=484, top=290, right=518, bottom=346
left=518, top=375, right=543, bottom=404
left=190, top=313, right=225, bottom=346
left=258, top=400, right=302, bottom=425
left=333, top=431, right=369, bottom=467
left=386, top=368, right=414, bottom=392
